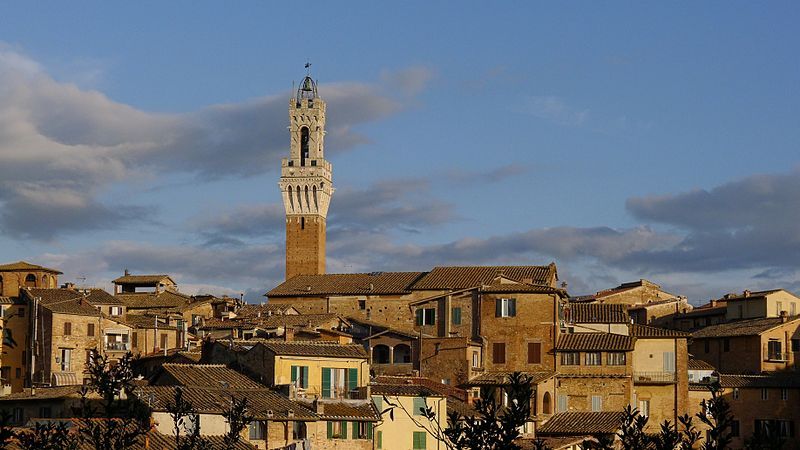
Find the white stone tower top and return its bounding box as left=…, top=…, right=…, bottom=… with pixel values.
left=279, top=72, right=334, bottom=218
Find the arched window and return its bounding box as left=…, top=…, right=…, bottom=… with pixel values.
left=304, top=186, right=310, bottom=211
left=394, top=344, right=412, bottom=364
left=49, top=276, right=56, bottom=288
left=296, top=185, right=302, bottom=210
left=313, top=185, right=318, bottom=210
left=373, top=345, right=390, bottom=364
left=24, top=274, right=36, bottom=288
left=300, top=127, right=310, bottom=166
left=42, top=275, right=48, bottom=286
left=288, top=186, right=294, bottom=211
left=542, top=391, right=552, bottom=415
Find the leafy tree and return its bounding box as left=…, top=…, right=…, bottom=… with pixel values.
left=617, top=405, right=650, bottom=450
left=581, top=434, right=615, bottom=450
left=677, top=414, right=702, bottom=450
left=0, top=410, right=15, bottom=447
left=76, top=349, right=151, bottom=450
left=14, top=421, right=78, bottom=450
left=166, top=387, right=211, bottom=450
left=531, top=437, right=553, bottom=450
left=222, top=396, right=254, bottom=450
left=651, top=420, right=681, bottom=450
left=697, top=382, right=734, bottom=450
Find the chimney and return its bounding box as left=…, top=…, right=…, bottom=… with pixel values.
left=284, top=327, right=295, bottom=342
left=743, top=290, right=751, bottom=297
left=710, top=300, right=718, bottom=307
left=124, top=269, right=130, bottom=276
left=30, top=387, right=36, bottom=396
left=780, top=310, right=789, bottom=323
left=313, top=398, right=324, bottom=414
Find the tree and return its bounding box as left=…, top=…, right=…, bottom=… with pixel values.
left=651, top=420, right=681, bottom=450
left=696, top=382, right=734, bottom=450
left=531, top=437, right=553, bottom=450
left=677, top=414, right=702, bottom=450
left=0, top=410, right=15, bottom=447
left=581, top=434, right=615, bottom=450
left=13, top=421, right=78, bottom=450
left=617, top=405, right=650, bottom=450
left=222, top=396, right=254, bottom=450
left=166, top=387, right=211, bottom=450
left=76, top=349, right=151, bottom=450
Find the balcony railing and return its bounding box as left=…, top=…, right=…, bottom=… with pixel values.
left=105, top=342, right=131, bottom=352
left=634, top=371, right=677, bottom=384
left=765, top=351, right=790, bottom=362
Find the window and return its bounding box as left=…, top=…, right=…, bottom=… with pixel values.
left=761, top=388, right=769, bottom=400
left=24, top=274, right=36, bottom=288
left=731, top=420, right=740, bottom=437
left=663, top=352, right=676, bottom=372
left=354, top=422, right=372, bottom=439
left=495, top=298, right=516, bottom=317
left=585, top=352, right=602, bottom=366
left=704, top=340, right=710, bottom=353
left=0, top=367, right=9, bottom=382
left=60, top=348, right=72, bottom=372
left=15, top=368, right=21, bottom=379
left=416, top=308, right=436, bottom=326
left=39, top=407, right=51, bottom=418
left=781, top=388, right=789, bottom=401
left=777, top=301, right=783, bottom=314
left=376, top=430, right=383, bottom=449
left=87, top=323, right=95, bottom=337
left=527, top=342, right=541, bottom=364
left=64, top=322, right=72, bottom=336
left=413, top=397, right=427, bottom=416
left=292, top=421, right=306, bottom=440
left=755, top=419, right=795, bottom=438
left=394, top=344, right=412, bottom=363
left=793, top=339, right=800, bottom=352
left=451, top=307, right=462, bottom=325
left=412, top=431, right=427, bottom=450
left=322, top=368, right=358, bottom=399
left=472, top=351, right=480, bottom=368
left=248, top=420, right=266, bottom=440
left=2, top=329, right=13, bottom=346
left=372, top=345, right=390, bottom=364
left=791, top=303, right=797, bottom=316
left=300, top=127, right=310, bottom=166
left=639, top=400, right=650, bottom=417
left=327, top=421, right=347, bottom=439
left=591, top=395, right=602, bottom=412
left=291, top=365, right=310, bottom=389
left=607, top=352, right=626, bottom=365
left=358, top=299, right=366, bottom=310
left=110, top=306, right=123, bottom=316
left=561, top=352, right=580, bottom=365
left=768, top=340, right=783, bottom=360
left=492, top=343, right=506, bottom=364
left=160, top=333, right=168, bottom=349
left=131, top=332, right=138, bottom=349
left=542, top=392, right=552, bottom=414
left=557, top=394, right=568, bottom=412
left=12, top=408, right=22, bottom=424
left=723, top=338, right=730, bottom=352
left=733, top=388, right=740, bottom=400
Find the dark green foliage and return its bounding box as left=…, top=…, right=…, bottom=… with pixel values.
left=744, top=422, right=785, bottom=450
left=167, top=387, right=211, bottom=450
left=14, top=421, right=78, bottom=450
left=678, top=414, right=702, bottom=450
left=618, top=405, right=650, bottom=450
left=697, top=382, right=734, bottom=450
left=651, top=420, right=681, bottom=450
left=582, top=434, right=615, bottom=450
left=222, top=396, right=254, bottom=450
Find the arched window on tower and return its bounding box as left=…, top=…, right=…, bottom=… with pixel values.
left=304, top=186, right=310, bottom=211
left=300, top=127, right=310, bottom=166
left=288, top=186, right=294, bottom=211
left=296, top=185, right=302, bottom=210
left=25, top=274, right=36, bottom=288
left=313, top=185, right=318, bottom=210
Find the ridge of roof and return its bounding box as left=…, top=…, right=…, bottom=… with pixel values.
left=0, top=261, right=62, bottom=274
left=692, top=316, right=800, bottom=339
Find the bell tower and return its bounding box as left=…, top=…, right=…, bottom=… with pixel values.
left=279, top=71, right=334, bottom=280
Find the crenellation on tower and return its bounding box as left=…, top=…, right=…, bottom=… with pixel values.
left=279, top=72, right=333, bottom=280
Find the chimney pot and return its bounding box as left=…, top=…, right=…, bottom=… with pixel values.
left=780, top=310, right=789, bottom=323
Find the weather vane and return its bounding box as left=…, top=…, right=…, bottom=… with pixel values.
left=305, top=61, right=312, bottom=75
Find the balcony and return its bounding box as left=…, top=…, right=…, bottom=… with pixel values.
left=105, top=342, right=131, bottom=352
left=634, top=371, right=677, bottom=384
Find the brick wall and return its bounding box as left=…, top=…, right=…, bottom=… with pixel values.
left=286, top=216, right=326, bottom=279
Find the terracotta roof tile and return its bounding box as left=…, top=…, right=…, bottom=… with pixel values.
left=254, top=313, right=346, bottom=329
left=22, top=288, right=102, bottom=317
left=692, top=316, right=800, bottom=339
left=688, top=359, right=716, bottom=370
left=115, top=314, right=178, bottom=330
left=411, top=265, right=556, bottom=290
left=298, top=400, right=379, bottom=421
left=133, top=386, right=317, bottom=420
left=235, top=303, right=297, bottom=319
left=556, top=333, right=635, bottom=352
left=0, top=261, right=62, bottom=274
left=155, top=364, right=266, bottom=389
left=267, top=272, right=424, bottom=297
left=112, top=274, right=174, bottom=285
left=0, top=386, right=83, bottom=401
left=538, top=411, right=624, bottom=435
left=567, top=303, right=629, bottom=324
left=372, top=376, right=466, bottom=401
left=629, top=324, right=690, bottom=339
left=371, top=384, right=444, bottom=397
left=718, top=373, right=800, bottom=388
left=116, top=291, right=191, bottom=309
left=83, top=288, right=125, bottom=305
left=463, top=371, right=555, bottom=386
left=257, top=341, right=367, bottom=358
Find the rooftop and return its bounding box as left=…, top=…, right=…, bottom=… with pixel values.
left=687, top=359, right=716, bottom=371
left=411, top=264, right=557, bottom=290
left=115, top=290, right=191, bottom=309
left=463, top=371, right=555, bottom=387
left=692, top=316, right=800, bottom=339
left=629, top=324, right=691, bottom=339
left=112, top=274, right=175, bottom=285
left=372, top=375, right=466, bottom=401
left=257, top=341, right=368, bottom=359
left=538, top=411, right=624, bottom=436
left=267, top=272, right=424, bottom=297
left=22, top=288, right=102, bottom=317
left=0, top=261, right=62, bottom=274
left=155, top=363, right=266, bottom=390
left=556, top=333, right=635, bottom=352
left=567, top=303, right=629, bottom=324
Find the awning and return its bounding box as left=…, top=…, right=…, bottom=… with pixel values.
left=51, top=372, right=80, bottom=386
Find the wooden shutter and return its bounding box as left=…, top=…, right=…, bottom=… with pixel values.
left=366, top=423, right=373, bottom=439
left=348, top=368, right=358, bottom=396
left=493, top=342, right=506, bottom=364
left=528, top=342, right=541, bottom=364
left=322, top=368, right=331, bottom=398
left=452, top=307, right=461, bottom=325
left=327, top=421, right=333, bottom=439
left=351, top=421, right=358, bottom=439
left=87, top=323, right=95, bottom=337
left=340, top=421, right=348, bottom=439
left=509, top=298, right=517, bottom=316
left=413, top=397, right=425, bottom=415
left=302, top=366, right=309, bottom=388
left=64, top=322, right=71, bottom=335
left=428, top=308, right=436, bottom=325
left=377, top=430, right=382, bottom=449
left=291, top=366, right=298, bottom=384
left=495, top=299, right=503, bottom=317
left=415, top=309, right=423, bottom=326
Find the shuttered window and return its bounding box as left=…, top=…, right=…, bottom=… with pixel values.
left=413, top=397, right=426, bottom=416
left=495, top=298, right=517, bottom=317
left=527, top=342, right=541, bottom=364
left=492, top=342, right=506, bottom=364
left=322, top=368, right=332, bottom=398
left=63, top=322, right=72, bottom=336
left=663, top=352, right=675, bottom=372
left=591, top=395, right=603, bottom=412
left=557, top=394, right=568, bottom=412
left=451, top=307, right=462, bottom=325
left=413, top=431, right=427, bottom=450
left=87, top=323, right=95, bottom=337
left=291, top=366, right=309, bottom=389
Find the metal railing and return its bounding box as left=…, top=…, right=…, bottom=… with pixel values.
left=634, top=371, right=677, bottom=383
left=105, top=342, right=131, bottom=351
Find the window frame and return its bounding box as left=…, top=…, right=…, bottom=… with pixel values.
left=495, top=298, right=517, bottom=318
left=607, top=352, right=626, bottom=365
left=561, top=352, right=580, bottom=366
left=492, top=342, right=506, bottom=364
left=585, top=352, right=602, bottom=366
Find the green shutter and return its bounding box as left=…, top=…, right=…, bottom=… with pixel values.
left=373, top=396, right=383, bottom=413
left=495, top=299, right=502, bottom=317
left=341, top=421, right=348, bottom=439
left=415, top=309, right=423, bottom=325
left=291, top=365, right=298, bottom=384
left=377, top=430, right=383, bottom=449
left=302, top=366, right=309, bottom=388
left=348, top=368, right=358, bottom=394
left=429, top=308, right=436, bottom=324
left=509, top=298, right=517, bottom=316
left=352, top=421, right=359, bottom=439
left=413, top=397, right=425, bottom=416
left=413, top=431, right=427, bottom=449
left=367, top=423, right=373, bottom=439
left=452, top=307, right=461, bottom=325
left=327, top=421, right=333, bottom=439
left=322, top=368, right=331, bottom=398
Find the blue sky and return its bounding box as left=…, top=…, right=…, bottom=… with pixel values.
left=1, top=2, right=799, bottom=302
